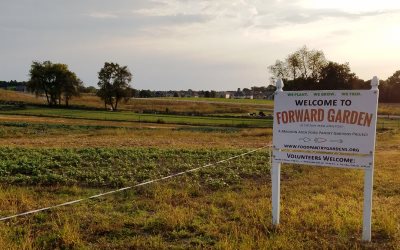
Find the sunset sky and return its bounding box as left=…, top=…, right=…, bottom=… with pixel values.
left=1, top=0, right=399, bottom=90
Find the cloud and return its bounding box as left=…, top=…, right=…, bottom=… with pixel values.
left=88, top=12, right=119, bottom=19
left=278, top=8, right=400, bottom=25
left=161, top=13, right=211, bottom=24
left=1, top=0, right=400, bottom=89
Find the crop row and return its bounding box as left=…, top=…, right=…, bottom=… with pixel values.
left=0, top=147, right=270, bottom=189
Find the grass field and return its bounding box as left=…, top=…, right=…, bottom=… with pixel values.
left=377, top=119, right=400, bottom=130
left=0, top=89, right=273, bottom=115
left=161, top=97, right=275, bottom=105
left=0, top=113, right=399, bottom=248
left=2, top=105, right=399, bottom=131
left=2, top=89, right=399, bottom=115
left=0, top=106, right=274, bottom=128
left=0, top=118, right=271, bottom=149
left=0, top=89, right=400, bottom=249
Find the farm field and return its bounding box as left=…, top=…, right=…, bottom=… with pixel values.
left=0, top=89, right=272, bottom=115
left=0, top=90, right=399, bottom=249
left=0, top=116, right=399, bottom=248
left=0, top=106, right=273, bottom=128
left=1, top=89, right=400, bottom=116
left=0, top=116, right=271, bottom=149
left=159, top=97, right=275, bottom=105
left=1, top=106, right=398, bottom=131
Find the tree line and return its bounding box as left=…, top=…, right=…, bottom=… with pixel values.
left=4, top=53, right=398, bottom=111
left=268, top=46, right=400, bottom=103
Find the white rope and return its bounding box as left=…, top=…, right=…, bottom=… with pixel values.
left=0, top=145, right=271, bottom=222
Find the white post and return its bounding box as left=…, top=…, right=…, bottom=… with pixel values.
left=276, top=78, right=284, bottom=92
left=362, top=76, right=379, bottom=242
left=362, top=168, right=373, bottom=241
left=272, top=78, right=283, bottom=226
left=271, top=161, right=281, bottom=225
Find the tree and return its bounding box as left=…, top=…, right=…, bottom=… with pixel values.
left=139, top=89, right=153, bottom=98
left=28, top=61, right=82, bottom=106
left=267, top=47, right=377, bottom=91
left=286, top=51, right=301, bottom=80
left=80, top=86, right=98, bottom=94
left=28, top=61, right=57, bottom=105
left=61, top=70, right=83, bottom=107
left=268, top=60, right=287, bottom=82
left=97, top=62, right=133, bottom=111
left=268, top=46, right=327, bottom=83
left=210, top=90, right=217, bottom=98
left=307, top=49, right=327, bottom=80
left=318, top=62, right=358, bottom=90
left=380, top=70, right=400, bottom=103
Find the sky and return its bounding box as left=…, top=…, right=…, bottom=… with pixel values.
left=1, top=0, right=399, bottom=91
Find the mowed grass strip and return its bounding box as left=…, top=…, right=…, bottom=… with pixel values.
left=0, top=106, right=273, bottom=128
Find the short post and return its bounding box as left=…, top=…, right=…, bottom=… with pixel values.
left=275, top=78, right=284, bottom=93
left=271, top=161, right=281, bottom=225
left=362, top=168, right=373, bottom=241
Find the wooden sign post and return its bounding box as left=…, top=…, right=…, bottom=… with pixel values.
left=271, top=77, right=379, bottom=242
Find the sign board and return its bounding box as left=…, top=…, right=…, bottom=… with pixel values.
left=273, top=90, right=378, bottom=157
left=270, top=77, right=379, bottom=242
left=273, top=150, right=372, bottom=169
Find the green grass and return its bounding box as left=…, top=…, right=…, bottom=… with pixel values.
left=0, top=106, right=274, bottom=128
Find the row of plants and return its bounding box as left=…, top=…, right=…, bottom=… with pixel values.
left=0, top=147, right=270, bottom=188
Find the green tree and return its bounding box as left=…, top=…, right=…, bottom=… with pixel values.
left=97, top=62, right=133, bottom=111
left=61, top=70, right=83, bottom=107
left=79, top=86, right=98, bottom=94
left=139, top=89, right=153, bottom=98
left=210, top=90, right=217, bottom=98
left=268, top=46, right=327, bottom=82
left=28, top=61, right=82, bottom=106
left=318, top=62, right=359, bottom=90
left=380, top=70, right=400, bottom=103
left=268, top=47, right=371, bottom=91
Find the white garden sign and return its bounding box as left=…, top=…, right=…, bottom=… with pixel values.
left=271, top=77, right=379, bottom=242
